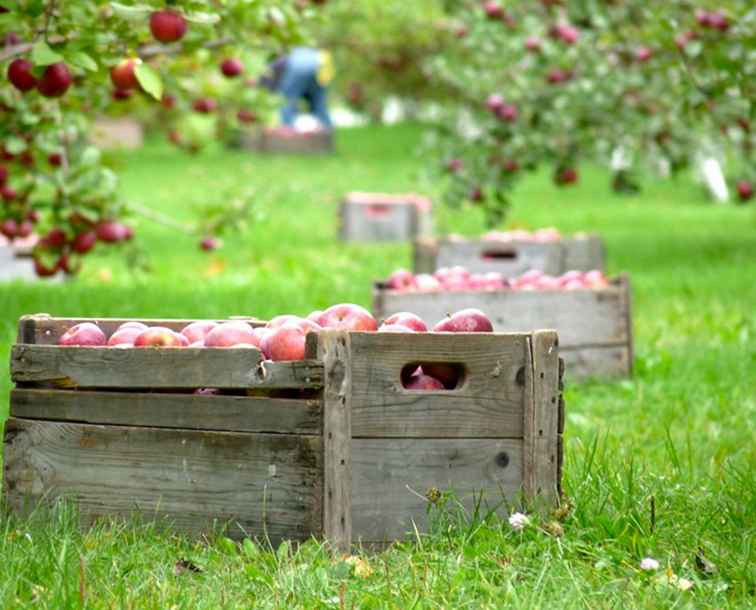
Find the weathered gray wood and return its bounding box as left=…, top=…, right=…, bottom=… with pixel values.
left=0, top=246, right=37, bottom=282
left=346, top=332, right=528, bottom=438
left=3, top=418, right=322, bottom=542
left=339, top=200, right=419, bottom=242
left=11, top=345, right=323, bottom=390
left=558, top=344, right=630, bottom=380
left=16, top=315, right=265, bottom=345
left=413, top=235, right=606, bottom=275
left=350, top=438, right=523, bottom=543
left=432, top=239, right=565, bottom=276
left=620, top=273, right=635, bottom=376
left=523, top=330, right=560, bottom=507
left=10, top=388, right=321, bottom=434
left=239, top=128, right=334, bottom=154
left=317, top=331, right=352, bottom=552
left=562, top=235, right=606, bottom=271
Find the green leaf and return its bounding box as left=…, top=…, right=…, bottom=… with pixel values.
left=111, top=2, right=153, bottom=20
left=69, top=51, right=98, bottom=72
left=185, top=12, right=221, bottom=25
left=134, top=64, right=163, bottom=101
left=31, top=41, right=64, bottom=66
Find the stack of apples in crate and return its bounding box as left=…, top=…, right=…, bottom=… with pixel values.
left=57, top=304, right=494, bottom=391
left=386, top=266, right=609, bottom=292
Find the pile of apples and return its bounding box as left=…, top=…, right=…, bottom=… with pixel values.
left=56, top=303, right=494, bottom=389
left=385, top=267, right=610, bottom=292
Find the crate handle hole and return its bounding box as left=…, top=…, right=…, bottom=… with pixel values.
left=481, top=249, right=517, bottom=261
left=400, top=362, right=466, bottom=391
left=366, top=204, right=392, bottom=217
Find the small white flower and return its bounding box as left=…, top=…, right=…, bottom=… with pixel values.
left=676, top=577, right=694, bottom=591
left=640, top=557, right=660, bottom=571
left=508, top=512, right=530, bottom=531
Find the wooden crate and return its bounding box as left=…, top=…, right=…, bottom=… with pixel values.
left=373, top=275, right=633, bottom=380
left=0, top=244, right=36, bottom=282
left=239, top=128, right=334, bottom=154
left=339, top=193, right=433, bottom=242
left=3, top=315, right=563, bottom=550
left=414, top=234, right=606, bottom=275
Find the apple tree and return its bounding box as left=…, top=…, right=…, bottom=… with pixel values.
left=0, top=0, right=317, bottom=276
left=427, top=0, right=755, bottom=227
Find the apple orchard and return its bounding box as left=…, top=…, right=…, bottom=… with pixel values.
left=0, top=0, right=316, bottom=277
left=1, top=0, right=754, bottom=276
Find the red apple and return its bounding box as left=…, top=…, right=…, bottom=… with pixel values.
left=33, top=257, right=58, bottom=277
left=15, top=220, right=33, bottom=238
left=37, top=62, right=72, bottom=98
left=317, top=304, right=377, bottom=331
left=404, top=372, right=445, bottom=391
left=552, top=23, right=579, bottom=44
left=736, top=180, right=753, bottom=202
left=497, top=103, right=518, bottom=122
left=181, top=321, right=219, bottom=344
left=107, top=327, right=142, bottom=347
left=486, top=94, right=505, bottom=114
left=261, top=323, right=307, bottom=361
left=220, top=58, right=244, bottom=77
left=1, top=185, right=17, bottom=202
left=8, top=58, right=36, bottom=92
left=59, top=323, right=107, bottom=346
left=118, top=321, right=148, bottom=331
left=110, top=58, right=141, bottom=90
left=524, top=36, right=542, bottom=52
left=193, top=98, right=217, bottom=114
left=415, top=273, right=442, bottom=291
left=0, top=164, right=7, bottom=184
left=204, top=321, right=258, bottom=347
left=237, top=109, right=257, bottom=124
left=72, top=231, right=97, bottom=254
left=483, top=1, right=503, bottom=19
left=445, top=158, right=463, bottom=173
left=96, top=221, right=129, bottom=243
left=200, top=236, right=222, bottom=251
left=112, top=88, right=133, bottom=102
left=42, top=227, right=66, bottom=248
left=150, top=10, right=187, bottom=43
left=47, top=152, right=63, bottom=167
left=433, top=309, right=494, bottom=333
left=635, top=47, right=653, bottom=62
left=267, top=315, right=308, bottom=329
left=0, top=219, right=18, bottom=239
left=421, top=363, right=460, bottom=389
left=134, top=327, right=184, bottom=347
left=555, top=166, right=578, bottom=185
left=386, top=269, right=417, bottom=291
left=383, top=312, right=427, bottom=332
left=306, top=310, right=323, bottom=323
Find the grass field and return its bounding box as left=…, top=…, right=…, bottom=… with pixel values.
left=0, top=123, right=754, bottom=608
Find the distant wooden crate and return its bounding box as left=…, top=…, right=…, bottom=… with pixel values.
left=339, top=192, right=433, bottom=242
left=373, top=274, right=633, bottom=381
left=414, top=234, right=606, bottom=275
left=239, top=127, right=334, bottom=154
left=0, top=244, right=36, bottom=282
left=90, top=118, right=144, bottom=150
left=4, top=315, right=563, bottom=550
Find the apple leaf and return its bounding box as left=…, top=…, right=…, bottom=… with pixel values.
left=69, top=51, right=98, bottom=72
left=185, top=12, right=221, bottom=25
left=110, top=2, right=153, bottom=20
left=31, top=41, right=63, bottom=66
left=135, top=63, right=163, bottom=101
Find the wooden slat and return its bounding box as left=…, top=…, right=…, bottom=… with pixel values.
left=620, top=273, right=635, bottom=376
left=16, top=315, right=265, bottom=345
left=435, top=239, right=564, bottom=276
left=559, top=345, right=631, bottom=380
left=562, top=235, right=606, bottom=271
left=373, top=280, right=629, bottom=348
left=11, top=345, right=323, bottom=390
left=2, top=418, right=322, bottom=542
left=413, top=238, right=438, bottom=274
left=350, top=438, right=523, bottom=543
left=339, top=200, right=418, bottom=242
left=522, top=330, right=560, bottom=507
left=10, top=388, right=321, bottom=434
left=316, top=331, right=353, bottom=552
left=346, top=332, right=528, bottom=438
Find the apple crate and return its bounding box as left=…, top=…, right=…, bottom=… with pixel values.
left=414, top=234, right=606, bottom=276
left=373, top=274, right=633, bottom=380
left=239, top=128, right=334, bottom=154
left=3, top=315, right=564, bottom=550
left=339, top=192, right=433, bottom=242
left=0, top=243, right=36, bottom=282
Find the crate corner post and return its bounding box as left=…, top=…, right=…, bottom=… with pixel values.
left=317, top=330, right=353, bottom=553
left=523, top=329, right=562, bottom=511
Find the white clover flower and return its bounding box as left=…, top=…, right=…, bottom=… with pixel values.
left=508, top=512, right=530, bottom=531
left=640, top=557, right=660, bottom=571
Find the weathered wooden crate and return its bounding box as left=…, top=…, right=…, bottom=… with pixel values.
left=239, top=128, right=334, bottom=154
left=3, top=315, right=563, bottom=550
left=339, top=193, right=433, bottom=242
left=373, top=275, right=633, bottom=380
left=0, top=244, right=36, bottom=282
left=414, top=234, right=606, bottom=275
left=90, top=117, right=144, bottom=150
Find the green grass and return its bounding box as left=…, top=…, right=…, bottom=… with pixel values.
left=0, top=123, right=755, bottom=608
